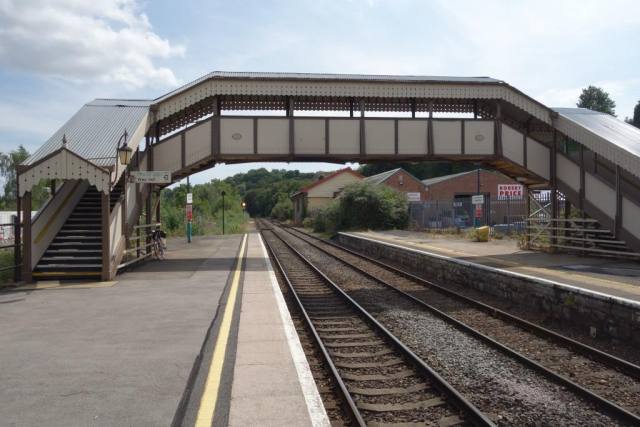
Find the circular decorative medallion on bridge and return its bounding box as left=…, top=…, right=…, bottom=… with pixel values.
left=475, top=135, right=484, bottom=141
left=232, top=133, right=242, bottom=140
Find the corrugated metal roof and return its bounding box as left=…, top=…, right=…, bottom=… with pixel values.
left=554, top=107, right=640, bottom=159
left=24, top=99, right=152, bottom=167
left=155, top=71, right=503, bottom=103
left=421, top=169, right=503, bottom=187
left=362, top=168, right=402, bottom=185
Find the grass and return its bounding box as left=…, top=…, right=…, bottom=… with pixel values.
left=0, top=249, right=17, bottom=287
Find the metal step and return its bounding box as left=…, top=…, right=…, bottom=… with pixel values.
left=58, top=230, right=101, bottom=234
left=54, top=236, right=102, bottom=241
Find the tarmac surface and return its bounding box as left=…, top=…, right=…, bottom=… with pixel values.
left=352, top=230, right=640, bottom=301
left=0, top=234, right=241, bottom=427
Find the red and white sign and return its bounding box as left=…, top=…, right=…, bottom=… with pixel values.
left=475, top=204, right=482, bottom=218
left=498, top=184, right=523, bottom=200
left=186, top=204, right=193, bottom=220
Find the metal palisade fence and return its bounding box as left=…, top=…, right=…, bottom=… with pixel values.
left=409, top=193, right=557, bottom=235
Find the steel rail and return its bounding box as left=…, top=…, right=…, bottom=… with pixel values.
left=268, top=220, right=640, bottom=426
left=278, top=222, right=640, bottom=381
left=259, top=220, right=496, bottom=427
left=258, top=224, right=365, bottom=427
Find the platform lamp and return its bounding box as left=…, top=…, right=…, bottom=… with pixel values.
left=221, top=190, right=226, bottom=235
left=114, top=129, right=132, bottom=187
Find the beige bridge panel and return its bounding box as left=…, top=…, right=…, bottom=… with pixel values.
left=433, top=121, right=462, bottom=155
left=221, top=118, right=253, bottom=154
left=365, top=120, right=395, bottom=155
left=329, top=120, right=360, bottom=155
left=185, top=121, right=212, bottom=166
left=556, top=154, right=581, bottom=193
left=154, top=135, right=182, bottom=173
left=502, top=124, right=524, bottom=166
left=585, top=172, right=617, bottom=219
left=464, top=120, right=494, bottom=155
left=258, top=119, right=289, bottom=154
left=295, top=119, right=325, bottom=155
left=526, top=138, right=550, bottom=180
left=398, top=120, right=428, bottom=155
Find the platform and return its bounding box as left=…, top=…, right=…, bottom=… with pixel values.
left=0, top=231, right=327, bottom=427
left=348, top=230, right=640, bottom=302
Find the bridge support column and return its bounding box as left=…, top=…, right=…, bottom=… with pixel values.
left=101, top=191, right=110, bottom=281
left=21, top=191, right=32, bottom=283
left=550, top=129, right=558, bottom=253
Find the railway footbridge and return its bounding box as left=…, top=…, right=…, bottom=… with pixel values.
left=16, top=71, right=640, bottom=281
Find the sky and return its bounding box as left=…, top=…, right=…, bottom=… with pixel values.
left=1, top=0, right=639, bottom=185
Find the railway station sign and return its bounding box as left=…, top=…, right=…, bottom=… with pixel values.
left=475, top=204, right=483, bottom=218
left=185, top=204, right=193, bottom=220
left=471, top=195, right=484, bottom=205
left=186, top=193, right=193, bottom=204
left=498, top=184, right=523, bottom=200
left=130, top=171, right=172, bottom=184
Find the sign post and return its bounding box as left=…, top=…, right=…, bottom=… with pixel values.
left=186, top=202, right=193, bottom=243
left=472, top=194, right=484, bottom=227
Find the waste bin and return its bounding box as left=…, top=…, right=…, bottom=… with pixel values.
left=477, top=226, right=489, bottom=242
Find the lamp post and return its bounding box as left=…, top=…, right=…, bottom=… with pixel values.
left=242, top=201, right=247, bottom=232
left=221, top=190, right=226, bottom=235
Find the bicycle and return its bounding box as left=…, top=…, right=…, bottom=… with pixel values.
left=152, top=227, right=166, bottom=260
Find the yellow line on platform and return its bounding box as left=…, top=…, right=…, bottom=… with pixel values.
left=195, top=233, right=247, bottom=427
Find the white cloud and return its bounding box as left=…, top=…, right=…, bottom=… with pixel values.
left=0, top=0, right=185, bottom=89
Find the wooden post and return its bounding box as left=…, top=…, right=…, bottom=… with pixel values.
left=146, top=190, right=152, bottom=255
left=550, top=129, right=558, bottom=252
left=15, top=170, right=21, bottom=282
left=22, top=191, right=31, bottom=283
left=101, top=191, right=110, bottom=281
left=525, top=189, right=531, bottom=250
left=615, top=165, right=621, bottom=240
left=359, top=99, right=366, bottom=156
left=156, top=191, right=161, bottom=224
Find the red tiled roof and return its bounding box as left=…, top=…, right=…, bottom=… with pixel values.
left=297, top=168, right=364, bottom=194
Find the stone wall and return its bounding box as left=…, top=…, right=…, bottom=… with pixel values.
left=335, top=232, right=640, bottom=345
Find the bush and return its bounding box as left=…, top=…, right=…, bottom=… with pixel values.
left=270, top=199, right=293, bottom=221
left=301, top=217, right=314, bottom=229
left=314, top=182, right=408, bottom=233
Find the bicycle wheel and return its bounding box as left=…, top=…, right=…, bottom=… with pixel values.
left=158, top=241, right=165, bottom=260
left=154, top=239, right=162, bottom=260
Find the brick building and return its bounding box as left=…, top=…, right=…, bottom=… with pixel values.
left=362, top=168, right=427, bottom=201
left=421, top=169, right=528, bottom=201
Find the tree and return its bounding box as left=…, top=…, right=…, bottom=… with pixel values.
left=577, top=86, right=616, bottom=116
left=0, top=144, right=51, bottom=210
left=625, top=100, right=640, bottom=128
left=0, top=145, right=30, bottom=201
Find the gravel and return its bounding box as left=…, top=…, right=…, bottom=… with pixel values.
left=271, top=225, right=624, bottom=426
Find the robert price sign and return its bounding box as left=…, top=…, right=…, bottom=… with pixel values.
left=130, top=171, right=172, bottom=184
left=498, top=184, right=523, bottom=200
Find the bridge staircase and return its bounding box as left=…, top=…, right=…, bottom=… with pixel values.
left=33, top=185, right=122, bottom=280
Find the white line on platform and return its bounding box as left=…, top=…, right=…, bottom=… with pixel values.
left=258, top=234, right=330, bottom=427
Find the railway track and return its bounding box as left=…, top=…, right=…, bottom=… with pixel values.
left=262, top=220, right=640, bottom=426
left=258, top=221, right=494, bottom=427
